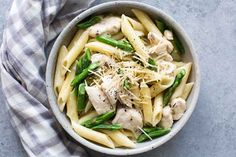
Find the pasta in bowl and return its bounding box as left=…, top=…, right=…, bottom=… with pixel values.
left=46, top=1, right=200, bottom=155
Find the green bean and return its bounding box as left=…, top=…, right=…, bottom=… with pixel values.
left=76, top=48, right=91, bottom=75
left=137, top=128, right=170, bottom=143
left=96, top=35, right=134, bottom=52
left=148, top=58, right=157, bottom=71
left=71, top=62, right=99, bottom=87
left=77, top=16, right=102, bottom=29
left=123, top=78, right=131, bottom=90
left=91, top=124, right=121, bottom=130
left=82, top=111, right=115, bottom=128
left=155, top=20, right=167, bottom=34
left=170, top=34, right=185, bottom=61
left=163, top=69, right=186, bottom=106
left=77, top=83, right=87, bottom=112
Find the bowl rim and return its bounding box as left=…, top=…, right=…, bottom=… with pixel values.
left=46, top=1, right=200, bottom=155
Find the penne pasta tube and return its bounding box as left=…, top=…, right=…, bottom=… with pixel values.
left=85, top=41, right=128, bottom=60
left=54, top=45, right=68, bottom=96
left=57, top=65, right=76, bottom=111
left=66, top=90, right=79, bottom=123
left=73, top=123, right=115, bottom=148
left=172, top=61, right=185, bottom=68
left=127, top=16, right=147, bottom=33
left=171, top=63, right=192, bottom=100
left=84, top=101, right=93, bottom=113
left=181, top=82, right=194, bottom=100
left=150, top=76, right=175, bottom=98
left=102, top=130, right=135, bottom=148
left=152, top=94, right=163, bottom=126
left=130, top=85, right=141, bottom=108
left=121, top=14, right=150, bottom=61
left=67, top=30, right=83, bottom=51
left=132, top=9, right=162, bottom=37
left=140, top=81, right=152, bottom=124
left=62, top=30, right=89, bottom=75
left=78, top=111, right=98, bottom=124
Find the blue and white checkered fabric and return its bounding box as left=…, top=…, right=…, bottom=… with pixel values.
left=0, top=0, right=95, bottom=156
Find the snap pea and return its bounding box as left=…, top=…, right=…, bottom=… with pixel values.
left=91, top=124, right=121, bottom=130
left=96, top=35, right=134, bottom=52
left=77, top=16, right=102, bottom=29
left=77, top=83, right=87, bottom=112
left=82, top=111, right=115, bottom=128
left=137, top=128, right=170, bottom=143
left=71, top=62, right=99, bottom=87
left=163, top=69, right=186, bottom=106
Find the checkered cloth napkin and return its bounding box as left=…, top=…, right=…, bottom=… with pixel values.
left=0, top=0, right=95, bottom=156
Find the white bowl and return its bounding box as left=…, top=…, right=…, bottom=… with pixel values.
left=46, top=1, right=200, bottom=155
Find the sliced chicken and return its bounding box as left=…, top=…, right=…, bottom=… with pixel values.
left=91, top=54, right=116, bottom=67
left=89, top=16, right=121, bottom=37
left=159, top=106, right=173, bottom=129
left=85, top=86, right=114, bottom=115
left=112, top=108, right=143, bottom=133
left=118, top=89, right=133, bottom=108
left=101, top=75, right=120, bottom=106
left=170, top=97, right=187, bottom=120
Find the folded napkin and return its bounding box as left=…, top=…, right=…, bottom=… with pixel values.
left=0, top=0, right=95, bottom=156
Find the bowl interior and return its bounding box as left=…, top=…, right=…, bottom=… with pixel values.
left=46, top=1, right=200, bottom=155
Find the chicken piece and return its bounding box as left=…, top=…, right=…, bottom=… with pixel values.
left=85, top=86, right=114, bottom=115
left=164, top=30, right=173, bottom=40
left=91, top=54, right=116, bottom=67
left=112, top=108, right=143, bottom=133
left=118, top=89, right=134, bottom=108
left=101, top=75, right=120, bottom=106
left=170, top=97, right=187, bottom=120
left=148, top=32, right=173, bottom=54
left=89, top=16, right=121, bottom=37
left=158, top=60, right=176, bottom=75
left=159, top=106, right=173, bottom=129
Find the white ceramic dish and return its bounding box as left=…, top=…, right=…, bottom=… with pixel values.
left=46, top=1, right=200, bottom=155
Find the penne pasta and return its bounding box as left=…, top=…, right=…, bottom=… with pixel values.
left=102, top=130, right=135, bottom=148
left=62, top=30, right=89, bottom=75
left=150, top=76, right=175, bottom=98
left=171, top=63, right=192, bottom=100
left=140, top=81, right=152, bottom=124
left=54, top=45, right=68, bottom=96
left=66, top=90, right=79, bottom=123
left=127, top=16, right=147, bottom=33
left=67, top=30, right=83, bottom=51
left=152, top=93, right=163, bottom=126
left=78, top=111, right=98, bottom=124
left=85, top=41, right=128, bottom=60
left=181, top=82, right=194, bottom=100
left=73, top=123, right=115, bottom=148
left=57, top=64, right=76, bottom=111
left=84, top=101, right=93, bottom=113
left=121, top=14, right=150, bottom=61
left=132, top=9, right=162, bottom=37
